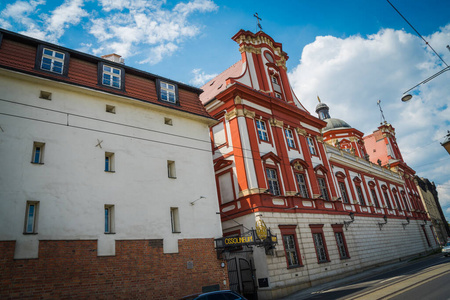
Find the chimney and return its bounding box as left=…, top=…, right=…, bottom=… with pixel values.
left=101, top=53, right=125, bottom=64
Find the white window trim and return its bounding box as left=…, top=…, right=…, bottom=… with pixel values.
left=256, top=119, right=269, bottom=141
left=24, top=201, right=39, bottom=234
left=160, top=81, right=177, bottom=104
left=41, top=48, right=65, bottom=74
left=102, top=65, right=122, bottom=89
left=104, top=205, right=115, bottom=234
left=31, top=142, right=45, bottom=164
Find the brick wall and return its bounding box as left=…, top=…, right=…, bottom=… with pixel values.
left=0, top=239, right=228, bottom=299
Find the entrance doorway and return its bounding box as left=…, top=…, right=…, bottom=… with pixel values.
left=227, top=257, right=257, bottom=300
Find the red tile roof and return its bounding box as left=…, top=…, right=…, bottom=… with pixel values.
left=0, top=29, right=211, bottom=120
left=199, top=60, right=243, bottom=104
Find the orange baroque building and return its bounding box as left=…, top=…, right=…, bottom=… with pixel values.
left=200, top=30, right=438, bottom=300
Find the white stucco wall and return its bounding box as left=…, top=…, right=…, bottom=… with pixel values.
left=0, top=70, right=223, bottom=258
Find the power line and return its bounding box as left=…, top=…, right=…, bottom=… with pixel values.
left=386, top=0, right=448, bottom=67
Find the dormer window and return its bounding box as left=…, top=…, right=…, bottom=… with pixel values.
left=156, top=79, right=179, bottom=105
left=98, top=62, right=125, bottom=90
left=102, top=65, right=121, bottom=88
left=35, top=45, right=69, bottom=76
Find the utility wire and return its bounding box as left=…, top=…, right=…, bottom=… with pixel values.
left=386, top=0, right=448, bottom=67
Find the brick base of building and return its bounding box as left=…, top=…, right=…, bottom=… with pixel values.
left=0, top=239, right=228, bottom=299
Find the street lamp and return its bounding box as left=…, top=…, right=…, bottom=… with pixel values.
left=442, top=131, right=450, bottom=155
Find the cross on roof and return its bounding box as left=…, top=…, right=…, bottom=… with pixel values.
left=254, top=13, right=262, bottom=31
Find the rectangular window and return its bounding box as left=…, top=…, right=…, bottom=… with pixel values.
left=164, top=117, right=173, bottom=126
left=307, top=137, right=317, bottom=155
left=394, top=194, right=402, bottom=210
left=24, top=201, right=39, bottom=234
left=313, top=233, right=328, bottom=263
left=295, top=173, right=309, bottom=198
left=104, top=205, right=115, bottom=233
left=256, top=120, right=269, bottom=141
left=102, top=65, right=121, bottom=88
left=39, top=90, right=52, bottom=100
left=285, top=129, right=295, bottom=148
left=283, top=235, right=299, bottom=267
left=370, top=189, right=380, bottom=208
left=105, top=152, right=114, bottom=172
left=170, top=207, right=180, bottom=233
left=41, top=48, right=65, bottom=74
left=317, top=178, right=330, bottom=201
left=31, top=142, right=45, bottom=164
left=266, top=168, right=281, bottom=195
left=279, top=225, right=302, bottom=268
left=160, top=81, right=177, bottom=103
left=356, top=186, right=366, bottom=206
left=383, top=191, right=392, bottom=209
left=168, top=160, right=176, bottom=178
left=335, top=231, right=349, bottom=259
left=339, top=182, right=350, bottom=203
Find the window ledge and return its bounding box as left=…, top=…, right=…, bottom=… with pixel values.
left=30, top=162, right=44, bottom=165
left=287, top=265, right=304, bottom=269
left=104, top=232, right=116, bottom=235
left=172, top=231, right=181, bottom=234
left=23, top=232, right=38, bottom=235
left=104, top=171, right=115, bottom=173
left=168, top=176, right=177, bottom=179
left=318, top=260, right=331, bottom=264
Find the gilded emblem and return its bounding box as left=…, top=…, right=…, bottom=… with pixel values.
left=256, top=219, right=268, bottom=240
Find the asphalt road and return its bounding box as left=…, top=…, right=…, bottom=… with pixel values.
left=283, top=253, right=450, bottom=300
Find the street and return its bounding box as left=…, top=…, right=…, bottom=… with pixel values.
left=284, top=254, right=450, bottom=300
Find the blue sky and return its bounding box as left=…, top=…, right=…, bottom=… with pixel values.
left=1, top=0, right=450, bottom=221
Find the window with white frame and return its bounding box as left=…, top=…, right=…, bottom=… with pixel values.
left=393, top=193, right=402, bottom=210
left=295, top=173, right=309, bottom=198
left=160, top=81, right=177, bottom=103
left=102, top=65, right=121, bottom=89
left=256, top=119, right=269, bottom=141
left=105, top=152, right=115, bottom=172
left=370, top=188, right=380, bottom=208
left=383, top=190, right=392, bottom=209
left=356, top=186, right=366, bottom=206
left=41, top=48, right=65, bottom=74
left=104, top=205, right=115, bottom=233
left=338, top=182, right=350, bottom=203
left=31, top=142, right=45, bottom=164
left=317, top=177, right=330, bottom=200
left=266, top=168, right=281, bottom=195
left=307, top=137, right=317, bottom=155
left=170, top=207, right=180, bottom=233
left=285, top=128, right=295, bottom=148
left=24, top=201, right=39, bottom=234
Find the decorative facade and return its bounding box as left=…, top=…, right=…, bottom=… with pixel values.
left=200, top=30, right=438, bottom=300
left=0, top=29, right=227, bottom=299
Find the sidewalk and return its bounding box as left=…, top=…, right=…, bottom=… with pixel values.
left=279, top=253, right=442, bottom=300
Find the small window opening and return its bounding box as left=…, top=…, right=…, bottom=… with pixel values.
left=24, top=201, right=39, bottom=234
left=168, top=160, right=176, bottom=178
left=104, top=205, right=115, bottom=233
left=105, top=152, right=115, bottom=172
left=106, top=105, right=116, bottom=114
left=39, top=91, right=52, bottom=100
left=31, top=142, right=45, bottom=164
left=164, top=117, right=173, bottom=126
left=170, top=207, right=181, bottom=233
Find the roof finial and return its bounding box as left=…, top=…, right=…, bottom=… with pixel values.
left=254, top=13, right=262, bottom=32
left=317, top=95, right=321, bottom=103
left=377, top=100, right=387, bottom=124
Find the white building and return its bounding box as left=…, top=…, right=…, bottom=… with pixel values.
left=0, top=29, right=226, bottom=299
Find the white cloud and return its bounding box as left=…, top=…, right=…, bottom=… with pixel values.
left=44, top=0, right=88, bottom=42
left=288, top=26, right=450, bottom=212
left=0, top=0, right=218, bottom=64
left=189, top=68, right=218, bottom=87
left=88, top=0, right=217, bottom=62
left=0, top=0, right=45, bottom=34
left=139, top=43, right=178, bottom=65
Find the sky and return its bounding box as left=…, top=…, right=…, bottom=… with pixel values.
left=1, top=0, right=450, bottom=221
